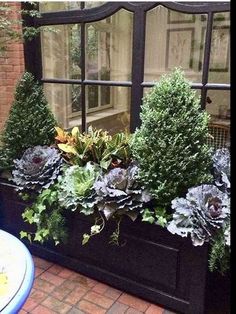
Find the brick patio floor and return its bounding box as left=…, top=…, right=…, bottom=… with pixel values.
left=19, top=256, right=177, bottom=314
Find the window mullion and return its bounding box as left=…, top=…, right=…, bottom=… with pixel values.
left=201, top=11, right=214, bottom=109
left=130, top=8, right=146, bottom=132
left=81, top=22, right=86, bottom=132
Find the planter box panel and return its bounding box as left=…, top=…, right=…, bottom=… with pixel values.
left=0, top=180, right=229, bottom=314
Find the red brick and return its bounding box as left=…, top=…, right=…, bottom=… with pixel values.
left=22, top=297, right=38, bottom=311
left=58, top=268, right=78, bottom=279
left=69, top=273, right=97, bottom=289
left=30, top=289, right=48, bottom=303
left=33, top=256, right=53, bottom=270
left=118, top=293, right=150, bottom=312
left=31, top=304, right=57, bottom=314
left=145, top=304, right=164, bottom=314
left=84, top=291, right=114, bottom=309
left=59, top=279, right=80, bottom=291
left=33, top=257, right=53, bottom=271
left=77, top=300, right=106, bottom=314
left=107, top=301, right=129, bottom=314
left=42, top=296, right=72, bottom=313
left=48, top=264, right=65, bottom=275
left=92, top=282, right=109, bottom=294
left=18, top=310, right=28, bottom=314
left=51, top=285, right=71, bottom=301
left=35, top=266, right=45, bottom=278
left=64, top=286, right=88, bottom=305
left=126, top=308, right=144, bottom=314
left=104, top=287, right=122, bottom=300
left=40, top=271, right=66, bottom=286
left=33, top=278, right=56, bottom=293
left=6, top=71, right=19, bottom=79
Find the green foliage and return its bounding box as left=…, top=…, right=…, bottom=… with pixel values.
left=0, top=3, right=41, bottom=55
left=0, top=72, right=57, bottom=170
left=142, top=207, right=171, bottom=227
left=132, top=68, right=213, bottom=207
left=21, top=184, right=67, bottom=245
left=209, top=229, right=230, bottom=275
left=56, top=126, right=132, bottom=169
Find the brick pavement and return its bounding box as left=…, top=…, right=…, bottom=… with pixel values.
left=19, top=256, right=177, bottom=314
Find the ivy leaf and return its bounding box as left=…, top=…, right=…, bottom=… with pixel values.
left=38, top=204, right=46, bottom=214
left=20, top=231, right=28, bottom=239
left=27, top=234, right=32, bottom=243
left=91, top=225, right=101, bottom=235
left=82, top=233, right=90, bottom=245
left=34, top=232, right=43, bottom=242
left=142, top=208, right=155, bottom=224
left=157, top=216, right=167, bottom=228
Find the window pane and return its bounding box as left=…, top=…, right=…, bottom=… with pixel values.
left=206, top=90, right=230, bottom=122
left=145, top=6, right=207, bottom=82
left=39, top=2, right=81, bottom=12
left=44, top=83, right=130, bottom=132
left=208, top=12, right=230, bottom=83
left=41, top=24, right=81, bottom=80
left=206, top=89, right=230, bottom=149
left=85, top=2, right=105, bottom=8
left=85, top=86, right=131, bottom=134
left=43, top=83, right=82, bottom=129
left=85, top=10, right=133, bottom=81
left=39, top=2, right=105, bottom=12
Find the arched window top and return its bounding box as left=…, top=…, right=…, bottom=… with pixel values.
left=36, top=2, right=230, bottom=26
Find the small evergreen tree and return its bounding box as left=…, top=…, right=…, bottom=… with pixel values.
left=0, top=72, right=57, bottom=170
left=131, top=69, right=212, bottom=207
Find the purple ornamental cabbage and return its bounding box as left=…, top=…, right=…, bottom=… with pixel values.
left=167, top=184, right=230, bottom=246
left=93, top=165, right=151, bottom=220
left=12, top=145, right=63, bottom=191
left=212, top=148, right=230, bottom=194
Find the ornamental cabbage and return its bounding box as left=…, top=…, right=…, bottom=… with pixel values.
left=58, top=162, right=101, bottom=215
left=167, top=184, right=230, bottom=246
left=93, top=164, right=151, bottom=221
left=212, top=148, right=230, bottom=194
left=12, top=145, right=63, bottom=192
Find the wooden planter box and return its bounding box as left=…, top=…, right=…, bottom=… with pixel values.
left=0, top=179, right=230, bottom=314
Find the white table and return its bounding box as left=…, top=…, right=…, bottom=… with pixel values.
left=0, top=230, right=34, bottom=314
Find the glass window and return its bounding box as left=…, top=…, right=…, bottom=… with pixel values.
left=208, top=12, right=230, bottom=83
left=41, top=24, right=80, bottom=80
left=145, top=6, right=207, bottom=82
left=39, top=2, right=105, bottom=12
left=206, top=90, right=230, bottom=149
left=206, top=90, right=230, bottom=122
left=85, top=12, right=133, bottom=82
left=40, top=9, right=133, bottom=131
left=36, top=3, right=230, bottom=135
left=39, top=2, right=80, bottom=12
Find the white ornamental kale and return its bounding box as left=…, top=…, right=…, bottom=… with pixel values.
left=93, top=165, right=151, bottom=221
left=167, top=184, right=230, bottom=246
left=58, top=162, right=101, bottom=215
left=12, top=145, right=63, bottom=192
left=224, top=224, right=230, bottom=246
left=213, top=148, right=230, bottom=194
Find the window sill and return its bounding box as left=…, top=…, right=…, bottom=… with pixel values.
left=68, top=108, right=127, bottom=128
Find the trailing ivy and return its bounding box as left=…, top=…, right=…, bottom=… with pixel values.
left=21, top=184, right=67, bottom=245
